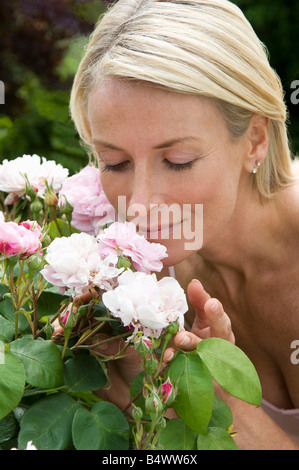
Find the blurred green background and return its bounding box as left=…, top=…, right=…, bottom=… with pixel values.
left=0, top=0, right=298, bottom=174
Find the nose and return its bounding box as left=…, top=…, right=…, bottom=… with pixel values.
left=126, top=167, right=163, bottom=225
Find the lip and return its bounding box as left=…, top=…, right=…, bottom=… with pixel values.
left=138, top=221, right=183, bottom=239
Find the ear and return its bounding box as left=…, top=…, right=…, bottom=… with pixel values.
left=243, top=115, right=270, bottom=174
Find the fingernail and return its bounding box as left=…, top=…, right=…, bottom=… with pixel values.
left=209, top=300, right=219, bottom=313
left=179, top=336, right=192, bottom=347
left=164, top=351, right=174, bottom=362
left=191, top=279, right=203, bottom=287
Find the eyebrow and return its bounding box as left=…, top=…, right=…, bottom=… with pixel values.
left=92, top=136, right=199, bottom=151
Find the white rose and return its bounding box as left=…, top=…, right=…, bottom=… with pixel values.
left=102, top=270, right=188, bottom=338
left=0, top=154, right=68, bottom=199
left=41, top=232, right=123, bottom=296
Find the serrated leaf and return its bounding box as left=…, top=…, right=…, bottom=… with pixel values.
left=158, top=418, right=198, bottom=450
left=197, top=427, right=239, bottom=450
left=0, top=413, right=17, bottom=444
left=0, top=351, right=25, bottom=420
left=47, top=218, right=80, bottom=240
left=72, top=401, right=129, bottom=450
left=64, top=354, right=106, bottom=393
left=197, top=338, right=262, bottom=406
left=169, top=351, right=214, bottom=434
left=18, top=393, right=80, bottom=450
left=10, top=337, right=64, bottom=389
left=208, top=395, right=233, bottom=430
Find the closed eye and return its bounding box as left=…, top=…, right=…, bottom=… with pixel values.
left=102, top=161, right=130, bottom=172
left=163, top=159, right=195, bottom=171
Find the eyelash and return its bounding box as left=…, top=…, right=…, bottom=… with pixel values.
left=102, top=161, right=129, bottom=172
left=163, top=159, right=195, bottom=171
left=102, top=159, right=195, bottom=173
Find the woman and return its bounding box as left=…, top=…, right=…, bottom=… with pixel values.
left=69, top=0, right=299, bottom=449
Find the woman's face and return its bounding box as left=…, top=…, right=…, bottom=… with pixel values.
left=88, top=79, right=249, bottom=265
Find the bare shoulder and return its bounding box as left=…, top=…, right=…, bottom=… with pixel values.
left=278, top=179, right=299, bottom=233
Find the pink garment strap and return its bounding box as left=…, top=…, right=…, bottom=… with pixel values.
left=261, top=398, right=299, bottom=441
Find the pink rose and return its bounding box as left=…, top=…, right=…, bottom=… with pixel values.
left=0, top=220, right=42, bottom=258
left=98, top=222, right=168, bottom=273
left=19, top=220, right=43, bottom=240
left=59, top=165, right=117, bottom=235
left=159, top=378, right=174, bottom=404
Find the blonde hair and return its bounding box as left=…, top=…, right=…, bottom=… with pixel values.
left=70, top=0, right=295, bottom=197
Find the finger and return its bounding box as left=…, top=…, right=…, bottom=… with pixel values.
left=163, top=346, right=176, bottom=363
left=174, top=330, right=202, bottom=351
left=91, top=334, right=126, bottom=356
left=73, top=291, right=93, bottom=311
left=187, top=279, right=211, bottom=331
left=163, top=331, right=202, bottom=363
left=205, top=298, right=235, bottom=343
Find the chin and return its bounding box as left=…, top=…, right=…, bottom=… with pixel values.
left=159, top=240, right=199, bottom=267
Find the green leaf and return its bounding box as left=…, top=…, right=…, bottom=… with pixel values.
left=158, top=418, right=198, bottom=450
left=197, top=338, right=262, bottom=406
left=208, top=395, right=233, bottom=430
left=0, top=351, right=25, bottom=420
left=72, top=401, right=129, bottom=450
left=197, top=427, right=239, bottom=450
left=47, top=218, right=80, bottom=240
left=0, top=317, right=15, bottom=342
left=36, top=290, right=68, bottom=320
left=169, top=351, right=214, bottom=434
left=0, top=284, right=9, bottom=300
left=10, top=337, right=64, bottom=389
left=0, top=413, right=17, bottom=444
left=64, top=354, right=107, bottom=393
left=18, top=393, right=81, bottom=450
left=130, top=372, right=146, bottom=410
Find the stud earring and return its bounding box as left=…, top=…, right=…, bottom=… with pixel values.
left=252, top=160, right=261, bottom=174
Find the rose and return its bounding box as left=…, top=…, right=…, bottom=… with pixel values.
left=159, top=378, right=175, bottom=405
left=0, top=154, right=68, bottom=202
left=98, top=221, right=168, bottom=273
left=0, top=220, right=42, bottom=258
left=19, top=220, right=43, bottom=240
left=102, top=269, right=187, bottom=338
left=41, top=232, right=123, bottom=296
left=59, top=165, right=117, bottom=235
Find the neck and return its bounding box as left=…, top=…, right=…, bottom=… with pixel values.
left=199, top=185, right=295, bottom=279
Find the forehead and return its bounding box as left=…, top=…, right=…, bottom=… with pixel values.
left=87, top=78, right=227, bottom=147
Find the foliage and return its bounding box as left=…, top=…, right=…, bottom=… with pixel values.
left=0, top=0, right=105, bottom=172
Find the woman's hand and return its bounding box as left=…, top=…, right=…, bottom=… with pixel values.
left=51, top=291, right=94, bottom=339
left=164, top=279, right=235, bottom=361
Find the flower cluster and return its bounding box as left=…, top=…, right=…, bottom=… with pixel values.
left=40, top=220, right=185, bottom=339
left=0, top=155, right=116, bottom=237
left=0, top=154, right=68, bottom=204
left=103, top=270, right=186, bottom=339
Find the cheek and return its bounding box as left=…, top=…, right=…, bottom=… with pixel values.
left=100, top=173, right=123, bottom=210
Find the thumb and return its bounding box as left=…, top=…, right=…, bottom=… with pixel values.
left=187, top=279, right=211, bottom=331
left=204, top=298, right=235, bottom=344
